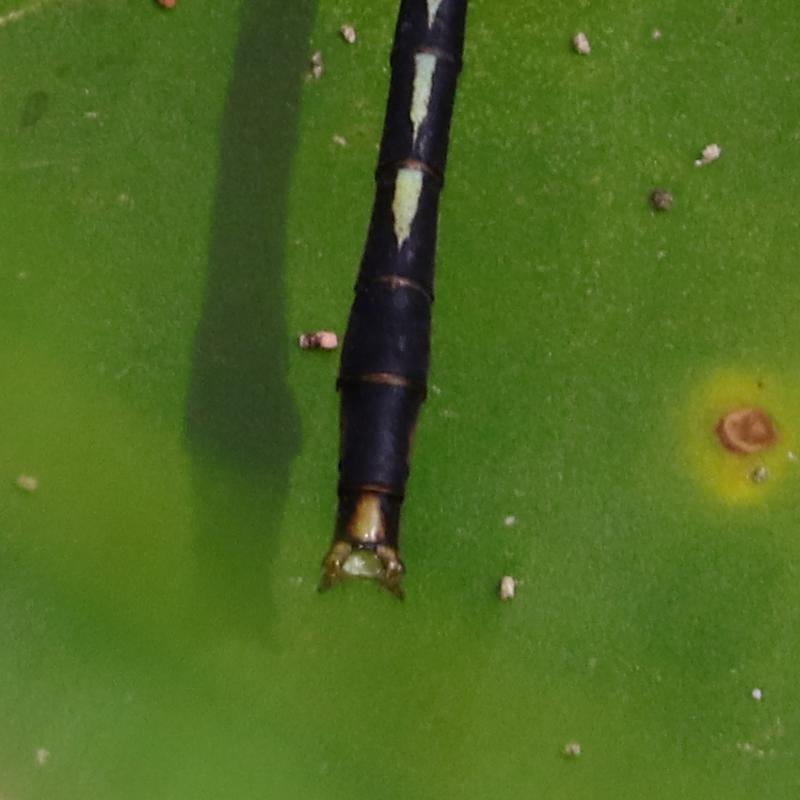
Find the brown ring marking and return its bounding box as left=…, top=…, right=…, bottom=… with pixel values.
left=390, top=44, right=460, bottom=68
left=338, top=372, right=428, bottom=398
left=416, top=45, right=460, bottom=65
left=338, top=483, right=404, bottom=498
left=367, top=274, right=433, bottom=302
left=376, top=157, right=443, bottom=185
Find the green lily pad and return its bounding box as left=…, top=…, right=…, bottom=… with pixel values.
left=1, top=1, right=799, bottom=797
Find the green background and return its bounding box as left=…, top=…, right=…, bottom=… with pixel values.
left=2, top=0, right=799, bottom=797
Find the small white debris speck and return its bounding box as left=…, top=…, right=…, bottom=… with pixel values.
left=503, top=515, right=516, bottom=527
left=694, top=143, right=722, bottom=167
left=298, top=331, right=338, bottom=350
left=788, top=451, right=797, bottom=461
left=332, top=134, right=348, bottom=147
left=752, top=687, right=763, bottom=701
left=16, top=474, right=38, bottom=493
left=310, top=50, right=324, bottom=80
left=652, top=28, right=663, bottom=40
left=750, top=466, right=769, bottom=484
left=572, top=32, right=591, bottom=55
left=499, top=575, right=516, bottom=601
left=340, top=24, right=357, bottom=44
left=562, top=741, right=582, bottom=759
left=83, top=111, right=99, bottom=119
left=36, top=748, right=50, bottom=766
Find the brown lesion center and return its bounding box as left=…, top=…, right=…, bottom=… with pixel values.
left=715, top=407, right=777, bottom=455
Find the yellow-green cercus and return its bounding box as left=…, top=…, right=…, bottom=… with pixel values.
left=340, top=495, right=388, bottom=579
left=427, top=0, right=443, bottom=28
left=392, top=167, right=424, bottom=249
left=321, top=493, right=405, bottom=596
left=683, top=368, right=800, bottom=505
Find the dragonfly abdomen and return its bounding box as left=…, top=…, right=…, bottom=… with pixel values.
left=321, top=0, right=468, bottom=597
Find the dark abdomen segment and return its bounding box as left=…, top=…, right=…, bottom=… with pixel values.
left=321, top=0, right=468, bottom=596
